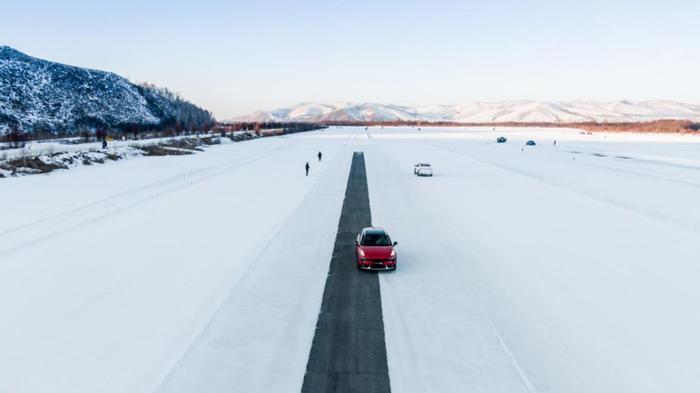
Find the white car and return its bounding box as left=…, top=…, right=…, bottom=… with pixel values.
left=413, top=163, right=433, bottom=176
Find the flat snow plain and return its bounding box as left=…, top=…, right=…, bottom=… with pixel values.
left=1, top=126, right=699, bottom=392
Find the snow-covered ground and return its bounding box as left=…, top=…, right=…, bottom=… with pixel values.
left=361, top=127, right=700, bottom=393
left=1, top=126, right=699, bottom=392
left=0, top=134, right=351, bottom=392
left=0, top=135, right=216, bottom=161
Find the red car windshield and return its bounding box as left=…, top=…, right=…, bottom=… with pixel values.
left=361, top=233, right=392, bottom=246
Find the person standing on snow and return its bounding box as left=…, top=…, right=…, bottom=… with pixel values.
left=305, top=162, right=310, bottom=176
left=317, top=151, right=322, bottom=162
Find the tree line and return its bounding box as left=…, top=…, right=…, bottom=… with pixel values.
left=310, top=119, right=700, bottom=133
left=214, top=122, right=326, bottom=134
left=1, top=82, right=216, bottom=142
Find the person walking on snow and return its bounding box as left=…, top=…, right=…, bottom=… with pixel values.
left=305, top=162, right=310, bottom=176
left=317, top=151, right=322, bottom=162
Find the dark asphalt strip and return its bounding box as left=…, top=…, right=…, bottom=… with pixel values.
left=301, top=152, right=391, bottom=393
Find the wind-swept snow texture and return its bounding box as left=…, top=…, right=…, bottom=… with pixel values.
left=1, top=126, right=699, bottom=393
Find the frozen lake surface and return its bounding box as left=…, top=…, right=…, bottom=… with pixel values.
left=1, top=126, right=699, bottom=392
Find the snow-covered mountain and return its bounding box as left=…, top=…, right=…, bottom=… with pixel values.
left=0, top=46, right=212, bottom=135
left=234, top=100, right=700, bottom=123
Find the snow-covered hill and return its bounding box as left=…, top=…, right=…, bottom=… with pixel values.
left=0, top=46, right=212, bottom=135
left=234, top=100, right=700, bottom=123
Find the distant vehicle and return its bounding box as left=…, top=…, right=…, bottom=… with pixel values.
left=497, top=136, right=507, bottom=143
left=355, top=227, right=398, bottom=270
left=526, top=140, right=536, bottom=146
left=414, top=163, right=433, bottom=176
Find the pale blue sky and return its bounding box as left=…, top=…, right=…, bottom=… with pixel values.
left=2, top=0, right=699, bottom=118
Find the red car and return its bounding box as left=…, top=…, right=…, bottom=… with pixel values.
left=355, top=227, right=398, bottom=270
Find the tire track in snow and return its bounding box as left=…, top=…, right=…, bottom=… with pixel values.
left=369, top=144, right=535, bottom=393
left=154, top=145, right=351, bottom=392
left=483, top=142, right=700, bottom=188
left=427, top=142, right=700, bottom=233
left=0, top=142, right=297, bottom=258
left=0, top=141, right=293, bottom=237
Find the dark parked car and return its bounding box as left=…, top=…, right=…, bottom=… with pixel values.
left=526, top=140, right=536, bottom=146
left=497, top=136, right=507, bottom=143
left=414, top=163, right=433, bottom=176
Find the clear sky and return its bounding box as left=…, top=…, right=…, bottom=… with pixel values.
left=2, top=0, right=699, bottom=119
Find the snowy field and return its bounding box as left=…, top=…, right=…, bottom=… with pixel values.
left=0, top=134, right=224, bottom=161
left=1, top=126, right=699, bottom=392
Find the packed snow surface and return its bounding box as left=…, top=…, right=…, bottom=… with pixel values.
left=1, top=126, right=699, bottom=392
left=234, top=100, right=700, bottom=123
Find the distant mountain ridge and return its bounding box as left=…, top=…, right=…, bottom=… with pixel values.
left=234, top=101, right=700, bottom=124
left=0, top=46, right=213, bottom=135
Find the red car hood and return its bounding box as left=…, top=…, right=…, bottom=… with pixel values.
left=359, top=246, right=394, bottom=259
